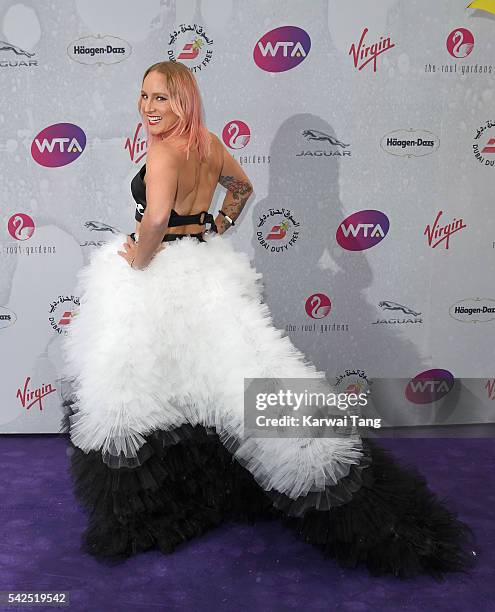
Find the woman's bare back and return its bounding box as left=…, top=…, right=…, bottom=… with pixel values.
left=136, top=131, right=224, bottom=236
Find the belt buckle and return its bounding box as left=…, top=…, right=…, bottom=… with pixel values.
left=198, top=211, right=207, bottom=225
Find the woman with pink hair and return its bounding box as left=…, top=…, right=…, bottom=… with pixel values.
left=60, top=60, right=476, bottom=578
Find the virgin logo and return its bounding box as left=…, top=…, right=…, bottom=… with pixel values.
left=406, top=369, right=454, bottom=404
left=124, top=122, right=147, bottom=163
left=305, top=293, right=332, bottom=319
left=16, top=376, right=56, bottom=411
left=446, top=28, right=474, bottom=59
left=222, top=121, right=250, bottom=149
left=424, top=210, right=467, bottom=249
left=8, top=213, right=35, bottom=241
left=254, top=26, right=311, bottom=72
left=349, top=27, right=395, bottom=72
left=336, top=210, right=389, bottom=251
left=31, top=123, right=86, bottom=167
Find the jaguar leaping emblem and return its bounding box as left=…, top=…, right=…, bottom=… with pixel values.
left=0, top=40, right=35, bottom=57
left=302, top=130, right=349, bottom=148
left=378, top=301, right=421, bottom=316
left=84, top=221, right=121, bottom=233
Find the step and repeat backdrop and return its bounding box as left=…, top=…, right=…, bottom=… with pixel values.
left=1, top=0, right=494, bottom=434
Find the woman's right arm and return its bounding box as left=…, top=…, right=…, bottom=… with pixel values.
left=214, top=137, right=254, bottom=234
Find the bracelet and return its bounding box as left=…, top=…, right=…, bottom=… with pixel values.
left=219, top=210, right=235, bottom=226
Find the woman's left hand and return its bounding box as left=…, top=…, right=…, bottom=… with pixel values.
left=117, top=235, right=138, bottom=268
left=117, top=234, right=166, bottom=269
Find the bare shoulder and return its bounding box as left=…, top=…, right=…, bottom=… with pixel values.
left=146, top=141, right=181, bottom=173
left=209, top=131, right=224, bottom=151
left=208, top=131, right=220, bottom=144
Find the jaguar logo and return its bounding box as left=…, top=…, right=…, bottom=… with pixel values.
left=0, top=40, right=35, bottom=57
left=84, top=221, right=121, bottom=233
left=378, top=301, right=421, bottom=316
left=302, top=129, right=349, bottom=148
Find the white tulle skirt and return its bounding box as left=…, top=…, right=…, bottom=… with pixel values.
left=59, top=230, right=475, bottom=575
left=60, top=230, right=363, bottom=499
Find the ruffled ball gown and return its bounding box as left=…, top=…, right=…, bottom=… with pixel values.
left=59, top=163, right=476, bottom=578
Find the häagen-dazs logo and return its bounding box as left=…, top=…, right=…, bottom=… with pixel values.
left=0, top=305, right=17, bottom=330
left=254, top=26, right=311, bottom=72
left=405, top=369, right=454, bottom=404
left=222, top=121, right=251, bottom=149
left=67, top=34, right=131, bottom=65
left=381, top=128, right=440, bottom=157
left=449, top=297, right=495, bottom=323
left=336, top=210, right=389, bottom=251
left=31, top=123, right=86, bottom=167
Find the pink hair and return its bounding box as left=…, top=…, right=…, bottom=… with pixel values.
left=138, top=60, right=211, bottom=162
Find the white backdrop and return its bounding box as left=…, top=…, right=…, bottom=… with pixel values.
left=1, top=0, right=494, bottom=433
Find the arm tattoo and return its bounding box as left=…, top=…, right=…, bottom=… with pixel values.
left=218, top=175, right=253, bottom=230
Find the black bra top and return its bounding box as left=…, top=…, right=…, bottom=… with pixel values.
left=131, top=163, right=216, bottom=229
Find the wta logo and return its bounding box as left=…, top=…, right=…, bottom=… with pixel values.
left=336, top=210, right=389, bottom=251
left=406, top=369, right=454, bottom=404
left=254, top=26, right=311, bottom=72
left=31, top=123, right=86, bottom=167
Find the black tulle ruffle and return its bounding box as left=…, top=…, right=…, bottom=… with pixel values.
left=60, top=397, right=477, bottom=578
left=281, top=438, right=477, bottom=579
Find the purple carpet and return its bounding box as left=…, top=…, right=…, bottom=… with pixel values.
left=0, top=435, right=492, bottom=611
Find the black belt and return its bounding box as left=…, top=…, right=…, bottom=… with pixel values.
left=130, top=210, right=218, bottom=243
left=168, top=210, right=217, bottom=229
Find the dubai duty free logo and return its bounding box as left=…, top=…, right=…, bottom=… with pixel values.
left=253, top=26, right=311, bottom=72
left=256, top=207, right=300, bottom=253
left=473, top=120, right=495, bottom=169
left=167, top=24, right=213, bottom=72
